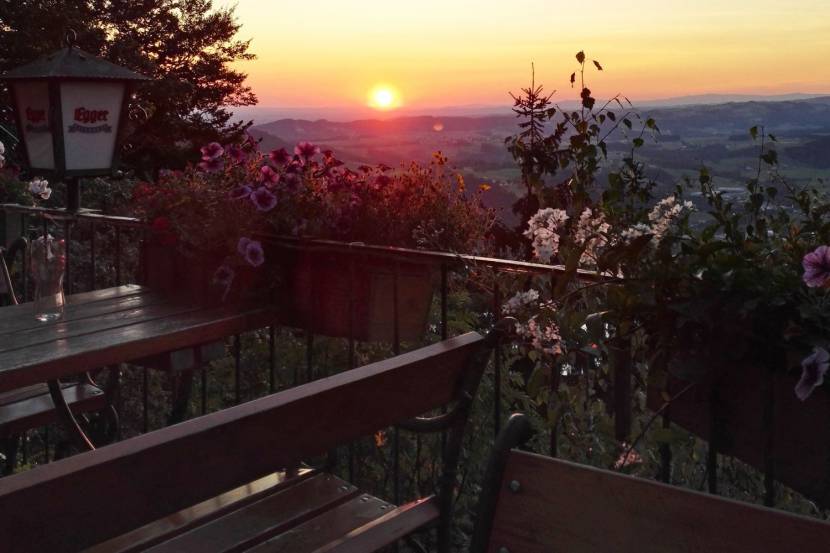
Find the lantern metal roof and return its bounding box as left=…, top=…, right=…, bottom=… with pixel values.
left=2, top=47, right=148, bottom=82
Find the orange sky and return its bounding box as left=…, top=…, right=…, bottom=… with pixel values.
left=218, top=0, right=830, bottom=111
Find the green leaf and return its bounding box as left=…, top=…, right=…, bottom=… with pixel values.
left=633, top=137, right=644, bottom=148
left=749, top=126, right=758, bottom=140
left=576, top=50, right=586, bottom=64
left=623, top=118, right=632, bottom=129
left=645, top=117, right=657, bottom=130
left=570, top=72, right=576, bottom=87
left=593, top=59, right=603, bottom=71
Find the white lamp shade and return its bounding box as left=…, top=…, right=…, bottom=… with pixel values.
left=12, top=80, right=55, bottom=170
left=60, top=81, right=125, bottom=171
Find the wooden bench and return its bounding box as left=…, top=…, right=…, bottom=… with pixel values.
left=0, top=328, right=504, bottom=553
left=470, top=413, right=830, bottom=553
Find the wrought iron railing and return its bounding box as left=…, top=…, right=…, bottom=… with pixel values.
left=0, top=203, right=806, bottom=517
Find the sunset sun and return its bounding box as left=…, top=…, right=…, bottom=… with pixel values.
left=368, top=85, right=400, bottom=110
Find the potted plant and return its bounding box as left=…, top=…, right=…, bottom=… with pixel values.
left=498, top=52, right=830, bottom=501
left=133, top=139, right=495, bottom=341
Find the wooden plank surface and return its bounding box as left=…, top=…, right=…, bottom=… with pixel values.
left=487, top=450, right=830, bottom=553
left=146, top=474, right=360, bottom=553
left=0, top=293, right=279, bottom=392
left=84, top=470, right=315, bottom=553
left=243, top=495, right=393, bottom=553
left=0, top=332, right=483, bottom=552
left=0, top=285, right=148, bottom=334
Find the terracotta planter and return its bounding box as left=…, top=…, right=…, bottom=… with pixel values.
left=281, top=250, right=436, bottom=343
left=648, top=361, right=830, bottom=505
left=141, top=237, right=266, bottom=306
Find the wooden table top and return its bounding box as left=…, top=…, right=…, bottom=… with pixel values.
left=0, top=285, right=280, bottom=393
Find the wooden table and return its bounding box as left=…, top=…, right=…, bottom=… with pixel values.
left=0, top=284, right=279, bottom=448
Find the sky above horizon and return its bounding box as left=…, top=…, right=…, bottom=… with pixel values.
left=218, top=0, right=830, bottom=113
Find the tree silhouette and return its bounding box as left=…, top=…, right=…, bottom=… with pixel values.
left=0, top=0, right=257, bottom=176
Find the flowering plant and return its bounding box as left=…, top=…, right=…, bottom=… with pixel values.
left=132, top=137, right=494, bottom=297
left=502, top=53, right=830, bottom=412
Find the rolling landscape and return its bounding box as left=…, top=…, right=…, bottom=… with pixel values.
left=249, top=96, right=830, bottom=224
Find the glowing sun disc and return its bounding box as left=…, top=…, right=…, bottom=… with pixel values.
left=368, top=85, right=399, bottom=110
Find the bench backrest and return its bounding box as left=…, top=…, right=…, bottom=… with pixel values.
left=472, top=414, right=830, bottom=553
left=0, top=332, right=488, bottom=552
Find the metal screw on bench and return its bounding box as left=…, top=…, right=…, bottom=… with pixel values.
left=508, top=479, right=521, bottom=493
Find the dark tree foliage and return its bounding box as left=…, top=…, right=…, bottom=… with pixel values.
left=0, top=0, right=257, bottom=176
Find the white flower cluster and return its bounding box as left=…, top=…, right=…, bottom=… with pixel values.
left=515, top=316, right=562, bottom=355
left=0, top=140, right=5, bottom=168
left=622, top=196, right=693, bottom=246
left=574, top=207, right=611, bottom=266
left=29, top=177, right=52, bottom=201
left=502, top=289, right=540, bottom=314
left=524, top=208, right=569, bottom=263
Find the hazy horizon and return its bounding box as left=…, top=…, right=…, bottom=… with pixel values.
left=232, top=92, right=830, bottom=125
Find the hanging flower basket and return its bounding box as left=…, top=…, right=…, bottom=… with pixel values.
left=647, top=355, right=830, bottom=505
left=280, top=249, right=436, bottom=343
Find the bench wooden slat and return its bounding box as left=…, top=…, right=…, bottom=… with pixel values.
left=146, top=473, right=360, bottom=553
left=84, top=470, right=316, bottom=553
left=314, top=496, right=440, bottom=553
left=488, top=450, right=830, bottom=553
left=0, top=382, right=105, bottom=438
left=0, top=332, right=484, bottom=552
left=243, top=494, right=394, bottom=553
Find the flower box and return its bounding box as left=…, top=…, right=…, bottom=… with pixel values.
left=647, top=362, right=830, bottom=505
left=280, top=249, right=436, bottom=343
left=141, top=235, right=267, bottom=306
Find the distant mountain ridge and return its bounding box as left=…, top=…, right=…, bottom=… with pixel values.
left=252, top=96, right=830, bottom=143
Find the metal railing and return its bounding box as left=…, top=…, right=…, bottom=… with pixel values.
left=0, top=203, right=799, bottom=516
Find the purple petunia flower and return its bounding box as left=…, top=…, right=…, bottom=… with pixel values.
left=229, top=184, right=253, bottom=200
left=242, top=239, right=265, bottom=267
left=237, top=237, right=252, bottom=256
left=294, top=141, right=320, bottom=159
left=198, top=157, right=224, bottom=173
left=200, top=142, right=224, bottom=161
left=269, top=148, right=291, bottom=165
left=250, top=186, right=277, bottom=212
left=803, top=245, right=830, bottom=288
left=796, top=347, right=830, bottom=401
left=260, top=165, right=280, bottom=187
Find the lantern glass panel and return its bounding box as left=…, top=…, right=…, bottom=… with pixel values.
left=60, top=81, right=125, bottom=171
left=12, top=80, right=55, bottom=170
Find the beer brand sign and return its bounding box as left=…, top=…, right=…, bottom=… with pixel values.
left=68, top=107, right=113, bottom=134
left=24, top=106, right=49, bottom=133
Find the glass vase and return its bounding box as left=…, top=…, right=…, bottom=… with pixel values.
left=30, top=235, right=66, bottom=322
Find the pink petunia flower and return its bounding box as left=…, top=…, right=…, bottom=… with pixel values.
left=374, top=174, right=392, bottom=187
left=260, top=165, right=280, bottom=186
left=198, top=157, right=224, bottom=173
left=229, top=184, right=253, bottom=200
left=803, top=246, right=830, bottom=288
left=243, top=239, right=265, bottom=267
left=200, top=142, right=224, bottom=161
left=225, top=144, right=247, bottom=164
left=269, top=148, right=291, bottom=165
left=250, top=186, right=277, bottom=211
left=294, top=141, right=320, bottom=159
left=796, top=347, right=830, bottom=401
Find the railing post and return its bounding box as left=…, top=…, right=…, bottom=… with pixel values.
left=611, top=339, right=632, bottom=443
